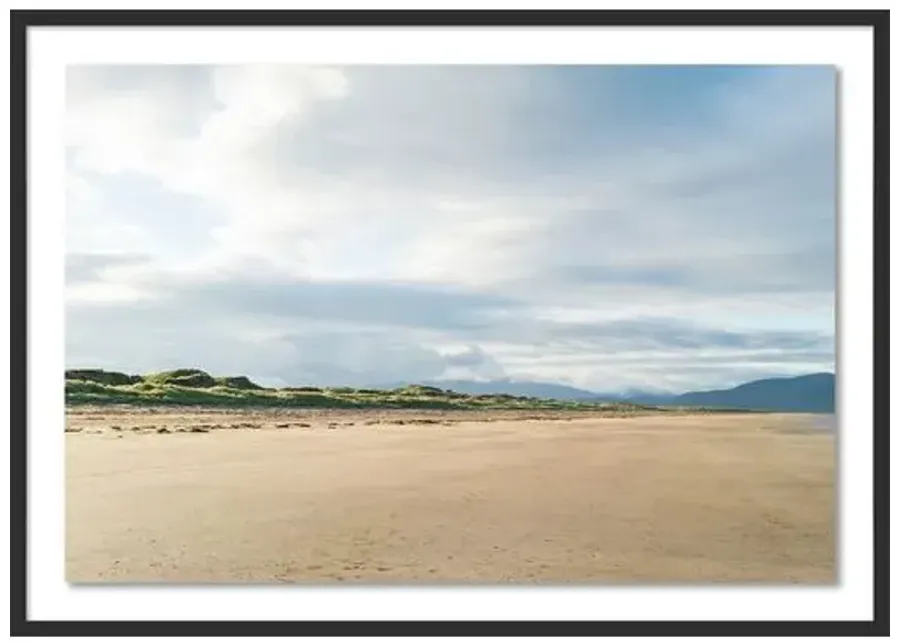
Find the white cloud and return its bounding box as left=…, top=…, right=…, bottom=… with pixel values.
left=65, top=65, right=836, bottom=391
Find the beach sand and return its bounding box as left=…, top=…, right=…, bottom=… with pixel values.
left=66, top=410, right=835, bottom=583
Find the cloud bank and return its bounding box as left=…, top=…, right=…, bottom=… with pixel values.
left=66, top=65, right=835, bottom=392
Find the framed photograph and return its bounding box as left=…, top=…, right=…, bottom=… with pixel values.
left=10, top=7, right=888, bottom=637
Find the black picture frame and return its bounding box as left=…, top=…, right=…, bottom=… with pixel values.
left=9, top=9, right=889, bottom=638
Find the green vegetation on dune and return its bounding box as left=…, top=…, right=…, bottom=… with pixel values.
left=63, top=368, right=751, bottom=413
left=143, top=369, right=217, bottom=388
left=65, top=368, right=142, bottom=386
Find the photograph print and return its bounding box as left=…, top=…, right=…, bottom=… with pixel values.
left=64, top=63, right=839, bottom=585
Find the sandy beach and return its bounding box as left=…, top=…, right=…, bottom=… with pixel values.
left=66, top=409, right=835, bottom=584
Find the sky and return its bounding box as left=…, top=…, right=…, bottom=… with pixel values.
left=65, top=64, right=836, bottom=393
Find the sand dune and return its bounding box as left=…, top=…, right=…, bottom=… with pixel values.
left=66, top=410, right=834, bottom=583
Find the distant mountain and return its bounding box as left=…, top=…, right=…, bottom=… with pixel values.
left=664, top=373, right=835, bottom=413
left=388, top=379, right=600, bottom=400
left=392, top=373, right=835, bottom=413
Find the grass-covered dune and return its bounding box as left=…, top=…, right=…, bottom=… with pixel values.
left=64, top=368, right=747, bottom=413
